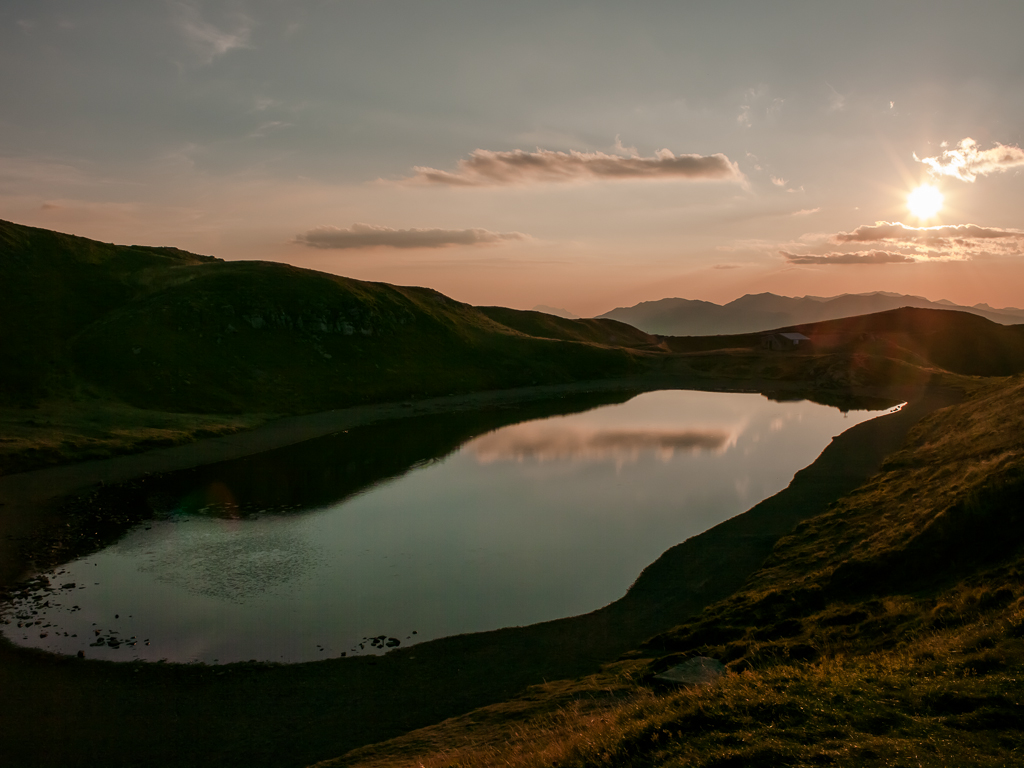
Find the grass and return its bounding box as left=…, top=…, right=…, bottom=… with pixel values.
left=0, top=400, right=270, bottom=474
left=323, top=647, right=1023, bottom=768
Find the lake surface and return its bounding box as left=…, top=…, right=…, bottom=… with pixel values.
left=1, top=390, right=897, bottom=663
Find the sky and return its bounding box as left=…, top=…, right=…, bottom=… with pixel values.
left=2, top=0, right=1024, bottom=315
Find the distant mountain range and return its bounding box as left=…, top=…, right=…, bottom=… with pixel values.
left=596, top=292, right=1024, bottom=336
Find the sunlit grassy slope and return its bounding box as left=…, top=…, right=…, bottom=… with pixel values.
left=327, top=374, right=1024, bottom=767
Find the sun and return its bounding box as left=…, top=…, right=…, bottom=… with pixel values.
left=907, top=184, right=943, bottom=220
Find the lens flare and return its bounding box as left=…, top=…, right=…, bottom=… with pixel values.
left=907, top=184, right=943, bottom=219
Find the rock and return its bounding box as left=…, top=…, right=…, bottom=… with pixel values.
left=652, top=657, right=726, bottom=687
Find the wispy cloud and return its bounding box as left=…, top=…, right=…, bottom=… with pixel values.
left=832, top=221, right=1024, bottom=244
left=0, top=156, right=96, bottom=187
left=825, top=82, right=846, bottom=112
left=737, top=86, right=784, bottom=128
left=294, top=223, right=527, bottom=250
left=407, top=148, right=741, bottom=186
left=781, top=220, right=1024, bottom=265
left=781, top=250, right=914, bottom=265
left=916, top=138, right=1024, bottom=182
left=174, top=2, right=253, bottom=63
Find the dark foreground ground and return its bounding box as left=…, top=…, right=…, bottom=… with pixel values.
left=0, top=382, right=957, bottom=768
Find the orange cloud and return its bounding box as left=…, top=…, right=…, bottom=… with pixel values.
left=781, top=250, right=915, bottom=265
left=832, top=221, right=1023, bottom=244
left=781, top=221, right=1024, bottom=265
left=294, top=223, right=526, bottom=249
left=409, top=148, right=741, bottom=186
left=916, top=138, right=1024, bottom=182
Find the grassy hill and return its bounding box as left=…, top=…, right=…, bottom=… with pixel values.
left=789, top=307, right=1024, bottom=378
left=0, top=219, right=662, bottom=472
left=334, top=373, right=1024, bottom=767
left=0, top=219, right=654, bottom=414
left=660, top=307, right=1024, bottom=391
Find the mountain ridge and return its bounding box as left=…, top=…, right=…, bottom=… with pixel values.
left=598, top=290, right=1024, bottom=336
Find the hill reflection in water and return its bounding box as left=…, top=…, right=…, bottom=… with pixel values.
left=3, top=390, right=886, bottom=663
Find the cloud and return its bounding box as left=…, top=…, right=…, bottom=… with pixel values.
left=408, top=148, right=741, bottom=186
left=294, top=223, right=527, bottom=250
left=781, top=220, right=1024, bottom=265
left=612, top=135, right=639, bottom=157
left=791, top=207, right=821, bottom=217
left=826, top=82, right=846, bottom=112
left=916, top=138, right=1024, bottom=182
left=782, top=250, right=915, bottom=265
left=174, top=2, right=252, bottom=63
left=737, top=86, right=783, bottom=127
left=832, top=221, right=1024, bottom=244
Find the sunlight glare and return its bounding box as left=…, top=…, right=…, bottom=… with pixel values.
left=907, top=184, right=943, bottom=220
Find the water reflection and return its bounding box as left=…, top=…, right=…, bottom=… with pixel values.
left=2, top=389, right=888, bottom=664
left=471, top=426, right=735, bottom=464
left=153, top=391, right=635, bottom=519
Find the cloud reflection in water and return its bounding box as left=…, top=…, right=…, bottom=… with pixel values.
left=469, top=424, right=737, bottom=465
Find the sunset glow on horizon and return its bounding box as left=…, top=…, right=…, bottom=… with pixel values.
left=2, top=1, right=1023, bottom=313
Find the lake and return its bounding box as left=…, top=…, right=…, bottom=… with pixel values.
left=1, top=389, right=897, bottom=663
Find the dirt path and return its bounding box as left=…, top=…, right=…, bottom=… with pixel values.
left=0, top=380, right=959, bottom=768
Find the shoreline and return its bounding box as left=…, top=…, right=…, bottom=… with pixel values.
left=0, top=379, right=961, bottom=767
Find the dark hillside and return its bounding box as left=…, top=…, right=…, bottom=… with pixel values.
left=789, top=307, right=1024, bottom=377
left=0, top=220, right=218, bottom=402
left=653, top=308, right=1024, bottom=388
left=477, top=306, right=663, bottom=349
left=0, top=220, right=650, bottom=413
left=67, top=262, right=645, bottom=413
